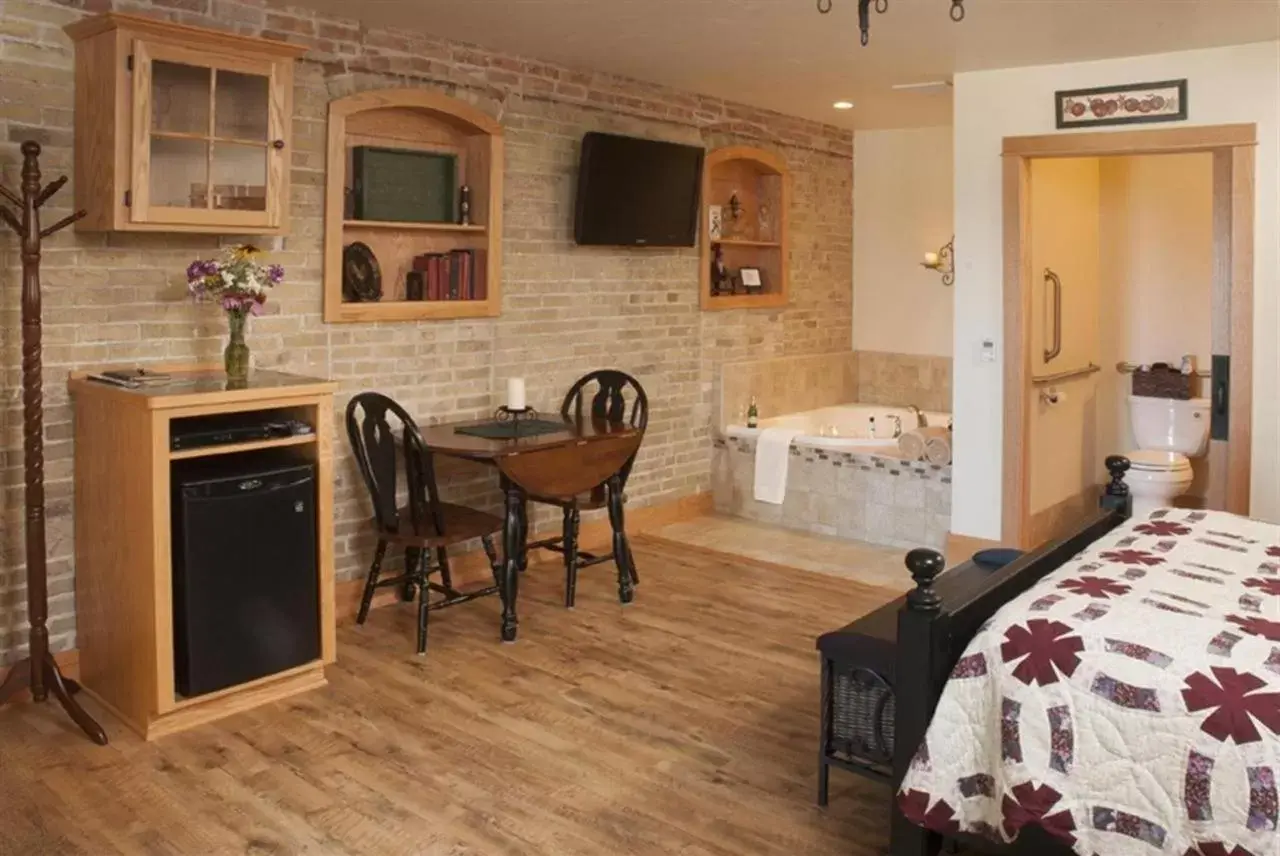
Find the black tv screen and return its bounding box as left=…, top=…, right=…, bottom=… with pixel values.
left=574, top=132, right=704, bottom=247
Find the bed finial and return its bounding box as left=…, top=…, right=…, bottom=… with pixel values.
left=905, top=548, right=945, bottom=613
left=1105, top=455, right=1131, bottom=497
left=1101, top=455, right=1133, bottom=517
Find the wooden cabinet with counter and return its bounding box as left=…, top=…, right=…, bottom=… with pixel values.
left=69, top=368, right=336, bottom=740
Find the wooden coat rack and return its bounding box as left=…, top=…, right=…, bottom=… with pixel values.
left=0, top=141, right=107, bottom=744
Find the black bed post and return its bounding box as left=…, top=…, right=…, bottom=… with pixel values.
left=889, top=548, right=947, bottom=856
left=1100, top=455, right=1132, bottom=519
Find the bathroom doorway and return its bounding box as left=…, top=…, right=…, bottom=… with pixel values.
left=1001, top=124, right=1256, bottom=547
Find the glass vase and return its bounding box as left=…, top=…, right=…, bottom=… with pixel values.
left=224, top=311, right=250, bottom=383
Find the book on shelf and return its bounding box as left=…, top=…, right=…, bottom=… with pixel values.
left=411, top=249, right=487, bottom=301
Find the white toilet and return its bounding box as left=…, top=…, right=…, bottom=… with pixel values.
left=1125, top=395, right=1211, bottom=519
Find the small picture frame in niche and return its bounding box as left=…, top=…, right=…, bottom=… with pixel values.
left=736, top=266, right=764, bottom=294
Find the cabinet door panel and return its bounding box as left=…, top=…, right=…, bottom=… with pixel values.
left=150, top=136, right=210, bottom=209
left=130, top=38, right=279, bottom=229
left=211, top=142, right=268, bottom=212
left=151, top=60, right=211, bottom=135
left=215, top=70, right=270, bottom=142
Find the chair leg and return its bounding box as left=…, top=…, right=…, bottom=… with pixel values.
left=625, top=542, right=639, bottom=585
left=435, top=546, right=454, bottom=592
left=563, top=505, right=579, bottom=608
left=357, top=540, right=388, bottom=625
left=401, top=548, right=420, bottom=602
left=416, top=548, right=431, bottom=655
left=482, top=534, right=501, bottom=588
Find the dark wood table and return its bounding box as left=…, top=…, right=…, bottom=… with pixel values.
left=418, top=415, right=644, bottom=641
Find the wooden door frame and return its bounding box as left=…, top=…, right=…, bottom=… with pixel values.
left=1001, top=123, right=1256, bottom=547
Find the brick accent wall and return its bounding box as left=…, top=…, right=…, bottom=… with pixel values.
left=0, top=0, right=853, bottom=664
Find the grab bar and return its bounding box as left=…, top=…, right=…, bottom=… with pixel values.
left=1032, top=363, right=1101, bottom=385
left=1043, top=268, right=1062, bottom=364
left=1115, top=361, right=1211, bottom=378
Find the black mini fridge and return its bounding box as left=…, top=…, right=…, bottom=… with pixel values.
left=171, top=453, right=320, bottom=698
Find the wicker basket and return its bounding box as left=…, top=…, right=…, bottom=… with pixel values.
left=830, top=667, right=896, bottom=769
left=1132, top=365, right=1195, bottom=400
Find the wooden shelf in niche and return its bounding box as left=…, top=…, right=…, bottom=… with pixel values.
left=700, top=146, right=790, bottom=312
left=324, top=88, right=503, bottom=323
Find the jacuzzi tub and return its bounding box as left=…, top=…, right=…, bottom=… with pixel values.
left=725, top=403, right=951, bottom=452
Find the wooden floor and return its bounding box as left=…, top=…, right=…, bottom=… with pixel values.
left=0, top=536, right=896, bottom=856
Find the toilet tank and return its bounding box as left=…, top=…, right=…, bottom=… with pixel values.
left=1128, top=395, right=1211, bottom=456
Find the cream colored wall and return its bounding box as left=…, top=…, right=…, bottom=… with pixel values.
left=852, top=126, right=954, bottom=358
left=1028, top=157, right=1102, bottom=516
left=951, top=41, right=1280, bottom=540
left=1097, top=153, right=1215, bottom=498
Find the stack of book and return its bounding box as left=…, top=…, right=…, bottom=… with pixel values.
left=408, top=249, right=487, bottom=301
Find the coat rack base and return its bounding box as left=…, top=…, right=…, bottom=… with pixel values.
left=0, top=652, right=108, bottom=745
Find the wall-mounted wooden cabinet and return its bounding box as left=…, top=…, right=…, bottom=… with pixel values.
left=324, top=88, right=503, bottom=323
left=64, top=14, right=305, bottom=235
left=700, top=146, right=790, bottom=311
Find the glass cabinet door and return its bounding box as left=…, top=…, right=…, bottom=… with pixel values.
left=132, top=41, right=281, bottom=227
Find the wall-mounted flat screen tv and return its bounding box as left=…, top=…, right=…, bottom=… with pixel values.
left=573, top=132, right=704, bottom=247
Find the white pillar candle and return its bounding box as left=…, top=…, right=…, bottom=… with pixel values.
left=923, top=251, right=939, bottom=266
left=506, top=377, right=526, bottom=411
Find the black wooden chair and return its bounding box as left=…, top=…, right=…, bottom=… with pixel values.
left=346, top=392, right=503, bottom=654
left=527, top=370, right=648, bottom=607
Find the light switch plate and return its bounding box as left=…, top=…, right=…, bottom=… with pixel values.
left=980, top=339, right=997, bottom=363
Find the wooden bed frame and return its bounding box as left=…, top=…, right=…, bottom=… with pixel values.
left=889, top=455, right=1135, bottom=856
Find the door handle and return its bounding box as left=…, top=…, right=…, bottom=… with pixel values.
left=1043, top=268, right=1062, bottom=364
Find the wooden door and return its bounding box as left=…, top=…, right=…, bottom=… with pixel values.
left=130, top=39, right=287, bottom=230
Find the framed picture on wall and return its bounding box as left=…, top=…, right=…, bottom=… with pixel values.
left=1054, top=79, right=1187, bottom=129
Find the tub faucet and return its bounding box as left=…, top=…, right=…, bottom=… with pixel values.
left=905, top=404, right=922, bottom=422
left=888, top=414, right=903, bottom=439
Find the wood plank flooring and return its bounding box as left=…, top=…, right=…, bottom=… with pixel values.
left=0, top=535, right=897, bottom=856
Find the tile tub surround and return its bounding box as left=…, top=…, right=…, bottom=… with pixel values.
left=0, top=0, right=853, bottom=665
left=712, top=435, right=951, bottom=550
left=855, top=351, right=952, bottom=414
left=718, top=351, right=859, bottom=431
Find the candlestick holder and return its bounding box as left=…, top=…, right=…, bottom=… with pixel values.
left=495, top=405, right=539, bottom=436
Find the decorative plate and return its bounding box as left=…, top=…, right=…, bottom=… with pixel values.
left=342, top=242, right=382, bottom=303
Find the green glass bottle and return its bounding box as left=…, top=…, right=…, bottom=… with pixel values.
left=747, top=396, right=759, bottom=428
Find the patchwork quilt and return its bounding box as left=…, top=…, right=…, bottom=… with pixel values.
left=898, top=508, right=1280, bottom=856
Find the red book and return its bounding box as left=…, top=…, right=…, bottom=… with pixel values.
left=428, top=254, right=442, bottom=301
left=473, top=250, right=487, bottom=301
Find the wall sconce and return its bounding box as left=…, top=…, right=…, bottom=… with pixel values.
left=922, top=236, right=955, bottom=286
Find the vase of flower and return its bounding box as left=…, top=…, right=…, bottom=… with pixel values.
left=224, top=310, right=250, bottom=382
left=186, top=244, right=284, bottom=384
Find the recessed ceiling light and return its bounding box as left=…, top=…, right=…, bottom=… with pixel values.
left=833, top=101, right=855, bottom=110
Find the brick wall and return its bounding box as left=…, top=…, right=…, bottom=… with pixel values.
left=0, top=0, right=853, bottom=663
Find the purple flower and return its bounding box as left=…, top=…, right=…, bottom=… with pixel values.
left=267, top=264, right=284, bottom=285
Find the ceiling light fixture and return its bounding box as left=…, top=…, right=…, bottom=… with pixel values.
left=817, top=0, right=966, bottom=47
left=833, top=101, right=855, bottom=110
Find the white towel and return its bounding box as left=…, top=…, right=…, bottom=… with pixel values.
left=924, top=432, right=952, bottom=465
left=897, top=427, right=947, bottom=461
left=753, top=427, right=801, bottom=504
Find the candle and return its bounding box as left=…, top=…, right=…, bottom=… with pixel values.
left=506, top=377, right=526, bottom=411
left=923, top=251, right=939, bottom=266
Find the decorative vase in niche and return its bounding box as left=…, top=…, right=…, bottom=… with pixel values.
left=224, top=311, right=250, bottom=383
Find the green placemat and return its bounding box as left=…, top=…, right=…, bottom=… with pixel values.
left=455, top=419, right=569, bottom=440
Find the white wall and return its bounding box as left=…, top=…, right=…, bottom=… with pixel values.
left=853, top=126, right=954, bottom=357
left=1097, top=153, right=1215, bottom=498
left=952, top=41, right=1280, bottom=539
